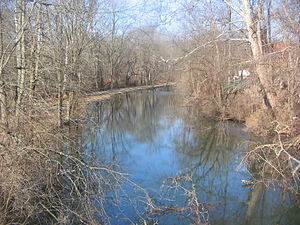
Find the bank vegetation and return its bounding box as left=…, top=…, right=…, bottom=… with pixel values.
left=173, top=0, right=300, bottom=195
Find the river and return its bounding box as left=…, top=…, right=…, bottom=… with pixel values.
left=76, top=90, right=299, bottom=225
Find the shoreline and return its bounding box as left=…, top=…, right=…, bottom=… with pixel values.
left=85, top=82, right=176, bottom=102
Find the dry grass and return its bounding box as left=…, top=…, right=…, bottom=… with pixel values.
left=245, top=109, right=275, bottom=136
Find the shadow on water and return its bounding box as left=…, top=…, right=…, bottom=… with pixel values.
left=76, top=90, right=299, bottom=225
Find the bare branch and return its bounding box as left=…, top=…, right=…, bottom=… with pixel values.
left=223, top=0, right=245, bottom=18
left=160, top=32, right=225, bottom=63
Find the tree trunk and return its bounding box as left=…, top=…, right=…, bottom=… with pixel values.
left=125, top=71, right=130, bottom=86
left=0, top=70, right=7, bottom=128
left=15, top=0, right=26, bottom=116
left=257, top=0, right=264, bottom=53
left=67, top=91, right=74, bottom=123
left=96, top=60, right=103, bottom=90
left=0, top=5, right=7, bottom=128
left=58, top=70, right=63, bottom=127
left=30, top=3, right=42, bottom=99
left=266, top=0, right=272, bottom=44
left=63, top=38, right=69, bottom=96
left=241, top=0, right=276, bottom=117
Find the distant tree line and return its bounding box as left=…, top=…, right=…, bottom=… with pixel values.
left=0, top=0, right=175, bottom=128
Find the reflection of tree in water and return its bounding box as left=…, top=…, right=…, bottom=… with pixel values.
left=116, top=92, right=178, bottom=143
left=173, top=117, right=239, bottom=176
left=166, top=114, right=300, bottom=225
left=83, top=91, right=178, bottom=164
left=74, top=91, right=180, bottom=222
left=160, top=119, right=240, bottom=224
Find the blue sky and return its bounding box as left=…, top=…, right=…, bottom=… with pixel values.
left=124, top=0, right=184, bottom=34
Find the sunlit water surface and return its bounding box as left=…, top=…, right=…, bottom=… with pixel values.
left=80, top=90, right=299, bottom=225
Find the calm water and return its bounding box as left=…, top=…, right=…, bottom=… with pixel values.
left=80, top=90, right=299, bottom=225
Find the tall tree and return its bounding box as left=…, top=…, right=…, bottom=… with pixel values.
left=0, top=2, right=7, bottom=127
left=15, top=0, right=27, bottom=116
left=29, top=3, right=43, bottom=98
left=224, top=0, right=276, bottom=117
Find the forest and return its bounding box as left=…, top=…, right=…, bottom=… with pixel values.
left=0, top=0, right=299, bottom=224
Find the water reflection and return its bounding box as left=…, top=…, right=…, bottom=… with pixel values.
left=79, top=90, right=299, bottom=225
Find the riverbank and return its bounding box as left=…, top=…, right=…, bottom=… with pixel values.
left=85, top=82, right=176, bottom=102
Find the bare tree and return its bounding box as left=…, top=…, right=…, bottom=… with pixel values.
left=29, top=3, right=43, bottom=98
left=223, top=0, right=276, bottom=117
left=15, top=0, right=27, bottom=116
left=0, top=2, right=8, bottom=127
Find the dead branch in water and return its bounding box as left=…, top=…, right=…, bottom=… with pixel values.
left=156, top=174, right=212, bottom=225
left=239, top=122, right=300, bottom=194
left=144, top=202, right=222, bottom=215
